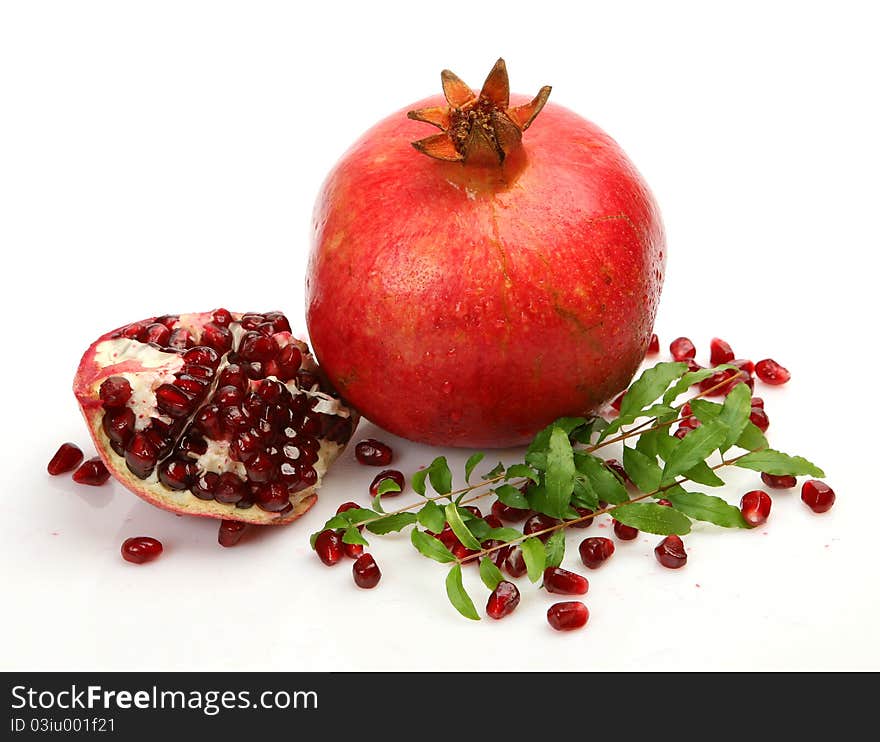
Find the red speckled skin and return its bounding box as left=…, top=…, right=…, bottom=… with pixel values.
left=307, top=95, right=665, bottom=448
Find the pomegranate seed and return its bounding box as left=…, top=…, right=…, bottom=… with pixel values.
left=336, top=501, right=361, bottom=515
left=239, top=331, right=279, bottom=363
left=732, top=358, right=755, bottom=375
left=709, top=337, right=735, bottom=365
left=750, top=396, right=765, bottom=409
left=212, top=308, right=233, bottom=326
left=485, top=540, right=511, bottom=567
left=125, top=432, right=158, bottom=478
left=524, top=513, right=561, bottom=542
left=571, top=506, right=594, bottom=528
left=699, top=368, right=738, bottom=396
left=463, top=505, right=483, bottom=518
left=755, top=358, right=791, bottom=385
left=491, top=499, right=530, bottom=522
left=369, top=469, right=405, bottom=497
left=801, top=480, right=835, bottom=513
left=484, top=514, right=503, bottom=529
left=155, top=384, right=194, bottom=418
left=547, top=601, right=589, bottom=631
left=686, top=359, right=703, bottom=374
left=98, top=376, right=132, bottom=408
left=647, top=333, right=660, bottom=354
left=121, top=536, right=163, bottom=564
left=749, top=407, right=770, bottom=432
left=605, top=458, right=629, bottom=484
left=157, top=459, right=195, bottom=490
left=452, top=542, right=479, bottom=561
left=343, top=541, right=364, bottom=559
left=47, top=442, right=84, bottom=475
left=191, top=471, right=220, bottom=500
left=218, top=520, right=247, bottom=547
left=355, top=438, right=393, bottom=466
left=315, top=529, right=344, bottom=566
left=276, top=345, right=302, bottom=381
left=486, top=580, right=520, bottom=619
left=214, top=472, right=246, bottom=504
left=670, top=336, right=696, bottom=361
left=254, top=482, right=290, bottom=512
left=144, top=322, right=171, bottom=345
left=167, top=328, right=192, bottom=349
left=579, top=537, right=615, bottom=569
left=613, top=519, right=639, bottom=540
left=72, top=457, right=110, bottom=486
left=543, top=566, right=589, bottom=595
left=673, top=427, right=689, bottom=440
left=654, top=535, right=687, bottom=569
left=740, top=490, right=772, bottom=526
left=657, top=498, right=673, bottom=507
left=761, top=472, right=797, bottom=489
left=353, top=553, right=381, bottom=588
left=183, top=346, right=220, bottom=368
left=610, top=390, right=626, bottom=412
left=504, top=546, right=528, bottom=578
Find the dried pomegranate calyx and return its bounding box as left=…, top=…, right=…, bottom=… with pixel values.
left=408, top=58, right=552, bottom=165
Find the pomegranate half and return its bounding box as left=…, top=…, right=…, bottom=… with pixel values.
left=74, top=309, right=358, bottom=525
left=307, top=59, right=665, bottom=447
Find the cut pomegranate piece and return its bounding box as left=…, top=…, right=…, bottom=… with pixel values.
left=761, top=472, right=797, bottom=489
left=73, top=310, right=359, bottom=526
left=218, top=520, right=247, bottom=547
left=578, top=537, right=615, bottom=568
left=755, top=358, right=791, bottom=385
left=801, top=480, right=835, bottom=513
left=353, top=553, right=381, bottom=588
left=314, top=529, right=344, bottom=566
left=48, top=442, right=84, bottom=475
left=740, top=490, right=772, bottom=527
left=709, top=337, right=735, bottom=365
left=613, top=519, right=639, bottom=540
left=647, top=333, right=660, bottom=354
left=72, top=457, right=111, bottom=486
left=354, top=438, right=393, bottom=466
left=547, top=601, right=589, bottom=631
left=121, top=536, right=163, bottom=564
left=369, top=469, right=405, bottom=497
left=670, top=337, right=696, bottom=361
left=486, top=581, right=520, bottom=619
left=654, top=535, right=687, bottom=569
left=543, top=567, right=589, bottom=595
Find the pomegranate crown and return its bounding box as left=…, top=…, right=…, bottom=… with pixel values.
left=408, top=58, right=551, bottom=166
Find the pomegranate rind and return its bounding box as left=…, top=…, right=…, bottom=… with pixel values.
left=73, top=311, right=358, bottom=525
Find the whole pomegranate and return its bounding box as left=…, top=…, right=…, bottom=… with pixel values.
left=307, top=59, right=665, bottom=447
left=73, top=309, right=357, bottom=525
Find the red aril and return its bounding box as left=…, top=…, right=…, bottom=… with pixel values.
left=353, top=554, right=381, bottom=588
left=523, top=513, right=561, bottom=542
left=354, top=439, right=393, bottom=466
left=218, top=520, right=247, bottom=547
left=73, top=310, right=358, bottom=526
left=547, top=601, right=589, bottom=631
left=48, top=443, right=84, bottom=475
left=670, top=337, right=696, bottom=361
left=543, top=567, right=589, bottom=595
left=343, top=541, right=364, bottom=559
left=72, top=457, right=110, bottom=486
left=801, top=480, right=835, bottom=513
left=314, top=529, right=344, bottom=566
left=579, top=537, right=615, bottom=568
left=654, top=535, right=687, bottom=569
left=755, top=359, right=791, bottom=385
left=336, top=501, right=361, bottom=515
left=307, top=59, right=665, bottom=448
left=492, top=499, right=530, bottom=522
left=504, top=546, right=528, bottom=578
left=613, top=519, right=639, bottom=541
left=121, top=536, right=163, bottom=564
left=647, top=333, right=660, bottom=355
left=369, top=469, right=405, bottom=496
left=486, top=580, right=520, bottom=619
left=750, top=396, right=765, bottom=409
left=749, top=407, right=770, bottom=432
left=710, top=338, right=734, bottom=365
left=571, top=507, right=595, bottom=528
left=761, top=472, right=796, bottom=489
left=740, top=490, right=772, bottom=527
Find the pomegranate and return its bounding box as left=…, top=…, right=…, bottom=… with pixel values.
left=307, top=59, right=665, bottom=447
left=73, top=310, right=358, bottom=525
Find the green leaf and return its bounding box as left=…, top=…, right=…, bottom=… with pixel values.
left=575, top=453, right=628, bottom=504
left=411, top=528, right=457, bottom=563
left=365, top=512, right=418, bottom=535
left=526, top=418, right=585, bottom=470
left=322, top=514, right=351, bottom=530
left=339, top=508, right=379, bottom=525
left=506, top=463, right=539, bottom=484
left=411, top=469, right=428, bottom=496
left=689, top=398, right=722, bottom=421
left=619, top=361, right=689, bottom=418
left=736, top=421, right=769, bottom=451
left=464, top=452, right=485, bottom=483
left=445, top=564, right=480, bottom=620
left=444, top=503, right=482, bottom=550
left=542, top=427, right=576, bottom=518
left=572, top=474, right=599, bottom=510
left=662, top=367, right=723, bottom=406
left=544, top=530, right=566, bottom=568
left=683, top=460, right=725, bottom=487
left=417, top=500, right=446, bottom=534
left=482, top=461, right=505, bottom=480
left=485, top=527, right=524, bottom=542
left=342, top=526, right=369, bottom=546
left=569, top=418, right=598, bottom=444
left=495, top=483, right=529, bottom=509
left=376, top=478, right=402, bottom=496
left=479, top=558, right=505, bottom=591
left=622, top=446, right=662, bottom=492
left=663, top=488, right=749, bottom=528
left=371, top=494, right=385, bottom=513
left=661, top=419, right=729, bottom=482
left=735, top=450, right=825, bottom=477
left=309, top=531, right=319, bottom=549
left=520, top=537, right=546, bottom=582
left=427, top=456, right=453, bottom=495
left=718, top=383, right=752, bottom=451
left=466, top=518, right=491, bottom=541
left=612, top=502, right=691, bottom=535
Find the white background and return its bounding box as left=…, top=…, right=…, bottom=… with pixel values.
left=1, top=0, right=877, bottom=671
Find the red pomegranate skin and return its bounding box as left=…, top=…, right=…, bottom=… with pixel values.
left=308, top=95, right=665, bottom=448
